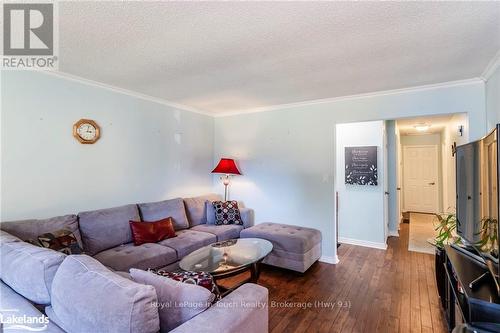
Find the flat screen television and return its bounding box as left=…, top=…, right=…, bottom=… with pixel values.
left=456, top=124, right=499, bottom=294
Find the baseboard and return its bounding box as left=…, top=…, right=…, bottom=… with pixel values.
left=339, top=237, right=388, bottom=250
left=388, top=229, right=400, bottom=237
left=319, top=255, right=339, bottom=265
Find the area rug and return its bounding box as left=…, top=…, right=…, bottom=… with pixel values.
left=408, top=213, right=437, bottom=255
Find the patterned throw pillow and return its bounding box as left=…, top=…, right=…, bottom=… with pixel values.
left=212, top=201, right=243, bottom=226
left=149, top=269, right=221, bottom=301
left=34, top=229, right=83, bottom=255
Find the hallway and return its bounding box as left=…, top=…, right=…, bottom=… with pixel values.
left=408, top=213, right=438, bottom=255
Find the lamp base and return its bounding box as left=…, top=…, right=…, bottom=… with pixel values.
left=221, top=174, right=231, bottom=201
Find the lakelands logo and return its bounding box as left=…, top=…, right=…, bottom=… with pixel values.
left=2, top=2, right=58, bottom=69
left=0, top=309, right=49, bottom=331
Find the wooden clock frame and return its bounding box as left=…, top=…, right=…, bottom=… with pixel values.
left=73, top=119, right=100, bottom=144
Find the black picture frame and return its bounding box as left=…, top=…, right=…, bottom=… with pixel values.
left=345, top=146, right=378, bottom=186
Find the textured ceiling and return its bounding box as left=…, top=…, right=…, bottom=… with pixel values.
left=58, top=2, right=500, bottom=114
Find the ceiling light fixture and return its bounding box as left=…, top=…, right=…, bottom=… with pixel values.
left=414, top=124, right=430, bottom=132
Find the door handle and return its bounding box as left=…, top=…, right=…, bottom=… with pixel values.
left=428, top=182, right=436, bottom=185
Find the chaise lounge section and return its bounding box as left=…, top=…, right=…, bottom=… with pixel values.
left=240, top=222, right=322, bottom=273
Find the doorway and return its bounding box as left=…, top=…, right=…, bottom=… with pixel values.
left=392, top=114, right=469, bottom=254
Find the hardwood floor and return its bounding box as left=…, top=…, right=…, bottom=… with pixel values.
left=219, top=223, right=448, bottom=333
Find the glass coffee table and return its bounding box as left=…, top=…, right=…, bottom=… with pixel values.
left=179, top=238, right=273, bottom=294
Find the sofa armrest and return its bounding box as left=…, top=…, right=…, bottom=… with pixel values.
left=240, top=208, right=255, bottom=228
left=170, top=283, right=268, bottom=333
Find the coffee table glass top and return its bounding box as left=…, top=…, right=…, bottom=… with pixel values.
left=179, top=238, right=273, bottom=275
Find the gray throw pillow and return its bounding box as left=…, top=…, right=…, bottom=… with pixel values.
left=205, top=200, right=216, bottom=225
left=183, top=194, right=222, bottom=227
left=130, top=268, right=214, bottom=332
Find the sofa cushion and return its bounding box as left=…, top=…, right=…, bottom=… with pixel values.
left=240, top=222, right=322, bottom=253
left=0, top=281, right=65, bottom=333
left=239, top=208, right=255, bottom=228
left=130, top=268, right=213, bottom=332
left=158, top=229, right=216, bottom=258
left=78, top=204, right=140, bottom=255
left=138, top=198, right=189, bottom=230
left=0, top=241, right=65, bottom=304
left=183, top=194, right=221, bottom=227
left=93, top=242, right=178, bottom=271
left=169, top=283, right=269, bottom=333
left=47, top=255, right=159, bottom=333
left=0, top=214, right=82, bottom=248
left=191, top=224, right=243, bottom=241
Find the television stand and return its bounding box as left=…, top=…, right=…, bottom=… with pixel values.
left=437, top=245, right=500, bottom=332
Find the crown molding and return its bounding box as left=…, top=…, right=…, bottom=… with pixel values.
left=37, top=71, right=485, bottom=118
left=39, top=70, right=214, bottom=117
left=481, top=50, right=500, bottom=82
left=214, top=78, right=484, bottom=117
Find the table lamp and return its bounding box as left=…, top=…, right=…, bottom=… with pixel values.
left=212, top=158, right=241, bottom=201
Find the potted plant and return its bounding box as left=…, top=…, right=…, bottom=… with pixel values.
left=434, top=212, right=461, bottom=248
left=433, top=211, right=461, bottom=306
left=475, top=217, right=499, bottom=258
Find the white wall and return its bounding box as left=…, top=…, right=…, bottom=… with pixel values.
left=441, top=113, right=469, bottom=212
left=336, top=121, right=386, bottom=247
left=214, top=81, right=486, bottom=260
left=486, top=64, right=500, bottom=130
left=1, top=71, right=214, bottom=220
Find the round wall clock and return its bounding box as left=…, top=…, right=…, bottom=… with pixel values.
left=73, top=119, right=100, bottom=144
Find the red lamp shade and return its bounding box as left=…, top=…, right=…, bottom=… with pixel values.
left=212, top=158, right=241, bottom=175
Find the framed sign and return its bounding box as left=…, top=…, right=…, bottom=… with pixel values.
left=345, top=146, right=378, bottom=186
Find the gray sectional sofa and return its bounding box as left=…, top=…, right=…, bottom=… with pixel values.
left=0, top=194, right=267, bottom=333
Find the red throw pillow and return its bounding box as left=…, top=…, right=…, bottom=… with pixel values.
left=129, top=217, right=176, bottom=246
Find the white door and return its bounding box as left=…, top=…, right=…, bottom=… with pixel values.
left=403, top=145, right=439, bottom=213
